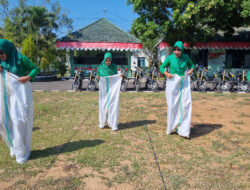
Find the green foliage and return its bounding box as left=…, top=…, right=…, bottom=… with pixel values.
left=127, top=0, right=250, bottom=45
left=21, top=35, right=38, bottom=63
left=0, top=27, right=3, bottom=38
left=1, top=0, right=72, bottom=74
left=57, top=62, right=67, bottom=77
left=142, top=38, right=158, bottom=67
left=40, top=48, right=57, bottom=72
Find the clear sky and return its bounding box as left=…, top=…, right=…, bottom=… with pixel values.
left=6, top=0, right=138, bottom=37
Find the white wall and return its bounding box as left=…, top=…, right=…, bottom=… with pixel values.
left=159, top=47, right=170, bottom=63
left=131, top=50, right=150, bottom=72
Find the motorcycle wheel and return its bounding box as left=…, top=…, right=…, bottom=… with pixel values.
left=221, top=81, right=230, bottom=92
left=152, top=81, right=159, bottom=92
left=191, top=80, right=196, bottom=91
left=198, top=80, right=207, bottom=92
left=87, top=82, right=96, bottom=91
left=120, top=81, right=128, bottom=92
left=238, top=81, right=248, bottom=92
left=211, top=79, right=218, bottom=91
left=135, top=81, right=140, bottom=92
left=72, top=79, right=80, bottom=91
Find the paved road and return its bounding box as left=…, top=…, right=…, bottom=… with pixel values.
left=31, top=79, right=166, bottom=91
left=32, top=79, right=246, bottom=92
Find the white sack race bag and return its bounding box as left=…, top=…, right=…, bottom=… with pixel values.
left=166, top=74, right=192, bottom=138
left=99, top=74, right=122, bottom=130
left=0, top=71, right=33, bottom=164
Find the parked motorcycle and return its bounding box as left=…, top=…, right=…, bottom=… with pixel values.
left=190, top=69, right=198, bottom=91
left=72, top=67, right=84, bottom=91
left=120, top=67, right=128, bottom=92
left=145, top=64, right=159, bottom=92
left=218, top=69, right=233, bottom=92
left=196, top=67, right=208, bottom=92
left=86, top=67, right=97, bottom=91
left=133, top=66, right=143, bottom=91
left=237, top=69, right=249, bottom=92
left=211, top=69, right=223, bottom=91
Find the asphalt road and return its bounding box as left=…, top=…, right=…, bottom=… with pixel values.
left=31, top=78, right=165, bottom=91
left=32, top=78, right=246, bottom=92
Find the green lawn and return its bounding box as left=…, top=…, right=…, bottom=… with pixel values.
left=0, top=92, right=249, bottom=190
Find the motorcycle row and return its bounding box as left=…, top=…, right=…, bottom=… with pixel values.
left=191, top=66, right=249, bottom=92
left=72, top=65, right=250, bottom=93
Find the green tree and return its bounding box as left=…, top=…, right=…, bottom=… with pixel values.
left=127, top=0, right=250, bottom=45
left=0, top=27, right=4, bottom=38
left=141, top=39, right=158, bottom=68
left=40, top=48, right=57, bottom=73
left=0, top=0, right=9, bottom=25
left=21, top=35, right=38, bottom=63
left=1, top=0, right=72, bottom=73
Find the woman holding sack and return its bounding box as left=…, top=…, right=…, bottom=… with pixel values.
left=0, top=39, right=39, bottom=164
left=160, top=41, right=194, bottom=139
left=97, top=52, right=122, bottom=131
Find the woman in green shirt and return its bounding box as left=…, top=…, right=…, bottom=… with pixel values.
left=160, top=41, right=194, bottom=78
left=0, top=39, right=39, bottom=81
left=160, top=41, right=194, bottom=138
left=0, top=39, right=39, bottom=164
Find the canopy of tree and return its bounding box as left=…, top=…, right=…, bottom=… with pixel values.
left=0, top=0, right=72, bottom=74
left=127, top=0, right=250, bottom=46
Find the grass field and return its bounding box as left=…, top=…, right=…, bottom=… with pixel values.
left=0, top=92, right=249, bottom=190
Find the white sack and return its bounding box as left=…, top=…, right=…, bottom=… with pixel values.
left=166, top=74, right=192, bottom=138
left=0, top=71, right=33, bottom=164
left=99, top=74, right=121, bottom=130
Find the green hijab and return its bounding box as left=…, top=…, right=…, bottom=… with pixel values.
left=0, top=39, right=20, bottom=74
left=172, top=41, right=189, bottom=72
left=97, top=52, right=117, bottom=77
left=102, top=52, right=112, bottom=64
left=173, top=41, right=184, bottom=54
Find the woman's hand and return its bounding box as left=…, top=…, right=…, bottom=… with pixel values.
left=187, top=69, right=193, bottom=75
left=18, top=76, right=31, bottom=83
left=0, top=66, right=3, bottom=73
left=164, top=71, right=173, bottom=79
left=96, top=75, right=100, bottom=81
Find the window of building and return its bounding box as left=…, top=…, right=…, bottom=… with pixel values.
left=191, top=50, right=208, bottom=67
left=73, top=51, right=128, bottom=65
left=138, top=57, right=145, bottom=67
left=226, top=50, right=250, bottom=68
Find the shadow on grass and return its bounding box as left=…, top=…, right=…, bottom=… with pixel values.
left=118, top=120, right=156, bottom=130
left=191, top=124, right=222, bottom=138
left=30, top=139, right=104, bottom=159
left=33, top=127, right=40, bottom=131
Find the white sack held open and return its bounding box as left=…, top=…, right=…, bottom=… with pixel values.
left=99, top=74, right=121, bottom=130
left=0, top=71, right=33, bottom=164
left=166, top=74, right=192, bottom=138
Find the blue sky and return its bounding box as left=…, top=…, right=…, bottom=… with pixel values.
left=8, top=0, right=138, bottom=37
left=58, top=0, right=138, bottom=31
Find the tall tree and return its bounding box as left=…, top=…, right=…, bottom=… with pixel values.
left=2, top=0, right=72, bottom=69
left=127, top=0, right=250, bottom=46
left=0, top=0, right=9, bottom=25
left=21, top=35, right=38, bottom=63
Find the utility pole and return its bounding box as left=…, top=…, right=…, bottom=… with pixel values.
left=104, top=8, right=106, bottom=18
